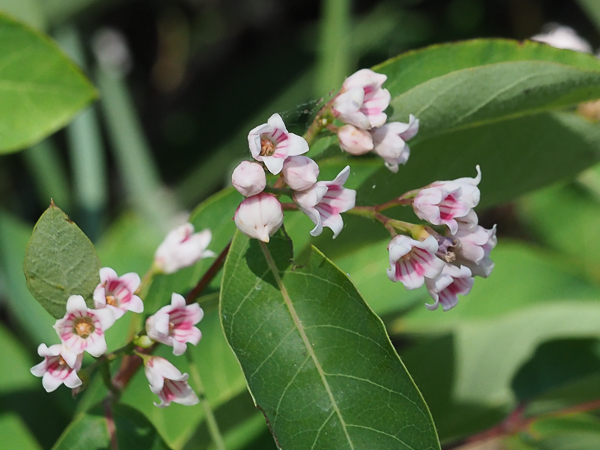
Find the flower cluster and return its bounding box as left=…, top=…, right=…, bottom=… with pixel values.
left=31, top=223, right=213, bottom=407
left=233, top=113, right=356, bottom=241
left=333, top=69, right=419, bottom=172
left=386, top=166, right=497, bottom=311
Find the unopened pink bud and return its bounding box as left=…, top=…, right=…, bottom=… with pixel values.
left=282, top=156, right=320, bottom=191
left=232, top=161, right=266, bottom=197
left=338, top=125, right=373, bottom=155
left=234, top=193, right=283, bottom=242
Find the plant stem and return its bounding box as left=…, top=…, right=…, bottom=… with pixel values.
left=186, top=241, right=231, bottom=305
left=100, top=358, right=120, bottom=398
left=264, top=186, right=294, bottom=197
left=187, top=351, right=226, bottom=450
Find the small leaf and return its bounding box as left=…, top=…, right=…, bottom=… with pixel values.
left=221, top=229, right=440, bottom=449
left=23, top=202, right=101, bottom=319
left=0, top=13, right=97, bottom=153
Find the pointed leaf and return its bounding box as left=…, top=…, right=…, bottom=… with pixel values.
left=221, top=230, right=440, bottom=449
left=23, top=202, right=101, bottom=318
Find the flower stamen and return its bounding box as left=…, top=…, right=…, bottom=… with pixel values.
left=73, top=317, right=95, bottom=339
left=260, top=137, right=276, bottom=156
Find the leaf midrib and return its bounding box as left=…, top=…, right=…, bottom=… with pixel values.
left=258, top=241, right=355, bottom=450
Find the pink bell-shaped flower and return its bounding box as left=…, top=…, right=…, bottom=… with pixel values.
left=93, top=267, right=143, bottom=319
left=337, top=125, right=373, bottom=155
left=234, top=193, right=284, bottom=242
left=248, top=113, right=309, bottom=175
left=30, top=344, right=83, bottom=392
left=144, top=356, right=199, bottom=408
left=231, top=161, right=266, bottom=197
left=386, top=235, right=445, bottom=290
left=425, top=265, right=474, bottom=311
left=332, top=69, right=391, bottom=130
left=371, top=115, right=419, bottom=172
left=154, top=223, right=216, bottom=274
left=281, top=156, right=320, bottom=191
left=413, top=166, right=482, bottom=234
left=53, top=295, right=116, bottom=366
left=146, top=293, right=203, bottom=356
left=293, top=166, right=356, bottom=238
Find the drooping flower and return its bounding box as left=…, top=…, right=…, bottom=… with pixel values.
left=30, top=344, right=83, bottom=393
left=531, top=25, right=592, bottom=53
left=144, top=356, right=199, bottom=408
left=333, top=69, right=391, bottom=129
left=371, top=115, right=419, bottom=172
left=413, top=166, right=482, bottom=234
left=234, top=193, right=284, bottom=242
left=337, top=125, right=373, bottom=155
left=451, top=224, right=497, bottom=278
left=386, top=235, right=445, bottom=290
left=146, top=293, right=204, bottom=356
left=93, top=267, right=143, bottom=319
left=281, top=156, right=320, bottom=191
left=425, top=265, right=474, bottom=311
left=154, top=224, right=216, bottom=274
left=293, top=166, right=356, bottom=238
left=54, top=295, right=116, bottom=366
left=248, top=113, right=309, bottom=174
left=231, top=161, right=267, bottom=197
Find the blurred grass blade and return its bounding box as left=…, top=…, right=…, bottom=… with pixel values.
left=22, top=140, right=72, bottom=211
left=96, top=65, right=179, bottom=232
left=577, top=0, right=600, bottom=31
left=315, top=0, right=352, bottom=96
left=55, top=25, right=107, bottom=240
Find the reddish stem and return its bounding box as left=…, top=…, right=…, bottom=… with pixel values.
left=185, top=241, right=231, bottom=305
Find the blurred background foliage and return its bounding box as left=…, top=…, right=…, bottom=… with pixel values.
left=5, top=0, right=600, bottom=449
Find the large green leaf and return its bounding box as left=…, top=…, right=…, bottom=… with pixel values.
left=23, top=202, right=101, bottom=319
left=0, top=13, right=97, bottom=153
left=52, top=403, right=170, bottom=450
left=0, top=414, right=41, bottom=450
left=221, top=229, right=440, bottom=449
left=376, top=39, right=600, bottom=137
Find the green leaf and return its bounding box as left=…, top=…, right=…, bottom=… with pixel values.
left=0, top=13, right=97, bottom=153
left=52, top=403, right=171, bottom=450
left=376, top=39, right=600, bottom=137
left=221, top=229, right=440, bottom=449
left=23, top=202, right=101, bottom=319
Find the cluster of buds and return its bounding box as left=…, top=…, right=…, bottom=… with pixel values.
left=333, top=69, right=419, bottom=172
left=232, top=113, right=356, bottom=241
left=386, top=166, right=497, bottom=311
left=31, top=223, right=214, bottom=407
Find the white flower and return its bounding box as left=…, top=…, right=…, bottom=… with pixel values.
left=371, top=115, right=419, bottom=172
left=413, top=166, right=482, bottom=234
left=93, top=267, right=143, bottom=319
left=248, top=113, right=309, bottom=174
left=144, top=356, right=199, bottom=408
left=154, top=224, right=216, bottom=274
left=452, top=224, right=497, bottom=278
left=234, top=193, right=284, bottom=242
left=231, top=161, right=266, bottom=197
left=532, top=25, right=592, bottom=53
left=425, top=265, right=474, bottom=311
left=30, top=344, right=83, bottom=393
left=293, top=166, right=356, bottom=238
left=146, top=293, right=203, bottom=356
left=281, top=156, right=320, bottom=191
left=54, top=295, right=116, bottom=366
left=337, top=125, right=373, bottom=155
left=386, top=235, right=445, bottom=290
left=333, top=69, right=391, bottom=129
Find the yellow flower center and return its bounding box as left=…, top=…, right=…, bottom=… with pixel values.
left=260, top=137, right=276, bottom=156
left=73, top=317, right=95, bottom=338
left=106, top=295, right=118, bottom=307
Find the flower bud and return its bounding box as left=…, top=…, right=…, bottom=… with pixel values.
left=282, top=156, right=320, bottom=191
left=234, top=193, right=284, bottom=242
left=231, top=161, right=266, bottom=197
left=337, top=125, right=373, bottom=155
